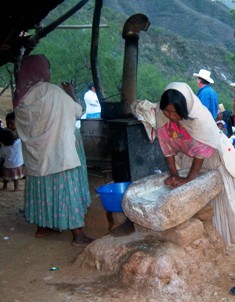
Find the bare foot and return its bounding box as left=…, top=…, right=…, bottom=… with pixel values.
left=110, top=218, right=135, bottom=237
left=35, top=227, right=60, bottom=238
left=71, top=228, right=94, bottom=247
left=71, top=233, right=94, bottom=247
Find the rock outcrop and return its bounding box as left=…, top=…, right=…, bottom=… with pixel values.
left=76, top=169, right=226, bottom=301
left=122, top=169, right=222, bottom=231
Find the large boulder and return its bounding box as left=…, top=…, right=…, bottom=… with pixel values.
left=122, top=169, right=222, bottom=231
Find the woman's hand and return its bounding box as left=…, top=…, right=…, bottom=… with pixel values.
left=164, top=175, right=176, bottom=186
left=164, top=156, right=179, bottom=186
left=164, top=157, right=204, bottom=188
left=60, top=80, right=77, bottom=102
left=60, top=80, right=75, bottom=94
left=170, top=176, right=190, bottom=188
left=164, top=175, right=191, bottom=188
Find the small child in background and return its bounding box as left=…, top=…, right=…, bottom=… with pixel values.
left=0, top=128, right=24, bottom=191
left=5, top=111, right=18, bottom=138
left=216, top=120, right=228, bottom=135
left=216, top=109, right=228, bottom=136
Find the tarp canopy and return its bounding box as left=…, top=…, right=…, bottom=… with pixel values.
left=0, top=0, right=64, bottom=66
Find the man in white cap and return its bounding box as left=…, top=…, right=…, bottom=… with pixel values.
left=193, top=69, right=218, bottom=119
left=230, top=82, right=235, bottom=125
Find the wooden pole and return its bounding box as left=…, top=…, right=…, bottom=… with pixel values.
left=90, top=0, right=105, bottom=104
left=26, top=0, right=90, bottom=50
left=56, top=24, right=108, bottom=29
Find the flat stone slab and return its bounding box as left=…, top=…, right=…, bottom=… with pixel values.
left=122, top=169, right=222, bottom=231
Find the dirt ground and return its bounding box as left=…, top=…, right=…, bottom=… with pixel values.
left=0, top=176, right=129, bottom=302
left=1, top=90, right=235, bottom=302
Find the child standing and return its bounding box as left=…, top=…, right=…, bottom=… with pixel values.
left=0, top=128, right=24, bottom=191
left=5, top=111, right=18, bottom=138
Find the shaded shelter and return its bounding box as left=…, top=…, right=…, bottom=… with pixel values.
left=0, top=0, right=91, bottom=67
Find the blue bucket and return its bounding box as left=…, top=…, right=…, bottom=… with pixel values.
left=95, top=182, right=131, bottom=212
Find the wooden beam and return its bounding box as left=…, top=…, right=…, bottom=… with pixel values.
left=56, top=24, right=109, bottom=29
left=27, top=0, right=90, bottom=47
left=90, top=0, right=105, bottom=103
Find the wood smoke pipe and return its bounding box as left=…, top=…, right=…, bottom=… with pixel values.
left=121, top=14, right=150, bottom=115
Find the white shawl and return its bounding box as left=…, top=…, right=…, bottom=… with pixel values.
left=15, top=82, right=83, bottom=176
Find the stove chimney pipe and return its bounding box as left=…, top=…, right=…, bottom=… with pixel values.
left=121, top=14, right=150, bottom=115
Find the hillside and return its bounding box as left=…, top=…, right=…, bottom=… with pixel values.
left=0, top=0, right=234, bottom=109
left=105, top=0, right=235, bottom=51
left=102, top=0, right=235, bottom=107
left=220, top=0, right=235, bottom=9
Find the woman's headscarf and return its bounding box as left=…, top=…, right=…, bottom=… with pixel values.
left=133, top=82, right=235, bottom=177
left=156, top=82, right=220, bottom=148
left=13, top=54, right=50, bottom=108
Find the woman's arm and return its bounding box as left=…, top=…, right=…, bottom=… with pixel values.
left=186, top=157, right=204, bottom=181
left=164, top=155, right=179, bottom=186
left=169, top=157, right=204, bottom=188
left=60, top=81, right=77, bottom=102
left=165, top=155, right=179, bottom=177
left=60, top=81, right=85, bottom=116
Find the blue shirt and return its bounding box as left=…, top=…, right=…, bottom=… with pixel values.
left=197, top=85, right=218, bottom=119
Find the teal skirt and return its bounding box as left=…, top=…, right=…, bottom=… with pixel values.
left=24, top=129, right=91, bottom=231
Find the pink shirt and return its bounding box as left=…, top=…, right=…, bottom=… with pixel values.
left=157, top=121, right=215, bottom=159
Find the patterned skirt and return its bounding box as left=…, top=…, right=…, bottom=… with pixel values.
left=3, top=165, right=24, bottom=181
left=24, top=129, right=91, bottom=231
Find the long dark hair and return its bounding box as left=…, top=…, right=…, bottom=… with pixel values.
left=160, top=89, right=189, bottom=119
left=6, top=111, right=15, bottom=122
left=0, top=129, right=16, bottom=146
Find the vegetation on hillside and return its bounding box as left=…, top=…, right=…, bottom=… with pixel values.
left=0, top=0, right=234, bottom=110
